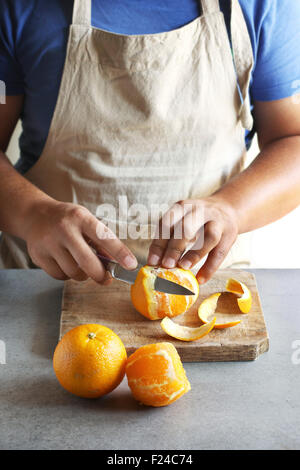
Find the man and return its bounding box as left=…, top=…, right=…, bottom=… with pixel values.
left=0, top=0, right=300, bottom=286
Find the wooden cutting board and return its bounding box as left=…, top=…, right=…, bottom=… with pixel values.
left=60, top=269, right=269, bottom=362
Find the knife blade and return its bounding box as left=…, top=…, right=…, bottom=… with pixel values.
left=96, top=254, right=195, bottom=296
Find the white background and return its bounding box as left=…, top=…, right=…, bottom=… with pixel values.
left=6, top=122, right=300, bottom=268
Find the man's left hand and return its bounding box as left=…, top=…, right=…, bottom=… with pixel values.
left=147, top=196, right=239, bottom=284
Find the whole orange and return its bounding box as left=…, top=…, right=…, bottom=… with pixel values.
left=131, top=265, right=199, bottom=320
left=126, top=342, right=191, bottom=407
left=53, top=324, right=127, bottom=398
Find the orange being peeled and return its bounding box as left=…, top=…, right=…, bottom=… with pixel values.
left=126, top=342, right=191, bottom=407
left=53, top=324, right=127, bottom=398
left=130, top=265, right=199, bottom=320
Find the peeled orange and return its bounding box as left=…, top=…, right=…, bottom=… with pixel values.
left=53, top=324, right=127, bottom=398
left=130, top=265, right=199, bottom=320
left=126, top=342, right=191, bottom=407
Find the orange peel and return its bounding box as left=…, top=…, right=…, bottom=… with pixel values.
left=198, top=292, right=241, bottom=329
left=161, top=316, right=216, bottom=342
left=226, top=278, right=252, bottom=313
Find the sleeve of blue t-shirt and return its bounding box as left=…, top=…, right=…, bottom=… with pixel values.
left=242, top=0, right=300, bottom=102
left=0, top=2, right=25, bottom=95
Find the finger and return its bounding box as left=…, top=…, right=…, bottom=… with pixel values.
left=157, top=201, right=190, bottom=237
left=196, top=235, right=234, bottom=284
left=177, top=203, right=205, bottom=242
left=36, top=256, right=70, bottom=281
left=69, top=239, right=113, bottom=285
left=161, top=238, right=189, bottom=269
left=178, top=221, right=222, bottom=270
left=65, top=233, right=107, bottom=283
left=160, top=205, right=206, bottom=268
left=148, top=201, right=192, bottom=266
left=55, top=247, right=88, bottom=281
left=82, top=215, right=137, bottom=270
left=147, top=237, right=168, bottom=267
left=101, top=270, right=113, bottom=286
left=147, top=217, right=177, bottom=266
left=86, top=239, right=113, bottom=260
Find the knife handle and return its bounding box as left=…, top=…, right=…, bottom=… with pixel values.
left=96, top=253, right=116, bottom=275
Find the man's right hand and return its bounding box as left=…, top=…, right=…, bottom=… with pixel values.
left=23, top=199, right=137, bottom=283
left=0, top=96, right=137, bottom=282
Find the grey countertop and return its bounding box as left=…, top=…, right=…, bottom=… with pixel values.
left=0, top=269, right=299, bottom=450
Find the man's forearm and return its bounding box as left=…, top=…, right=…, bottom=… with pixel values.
left=211, top=136, right=300, bottom=233
left=0, top=151, right=53, bottom=239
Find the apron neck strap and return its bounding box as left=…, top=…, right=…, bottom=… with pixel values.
left=230, top=0, right=254, bottom=130
left=201, top=0, right=221, bottom=14
left=72, top=0, right=91, bottom=26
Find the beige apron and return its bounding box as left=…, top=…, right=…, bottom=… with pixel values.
left=0, top=0, right=254, bottom=270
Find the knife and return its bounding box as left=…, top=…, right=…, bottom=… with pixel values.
left=96, top=254, right=195, bottom=296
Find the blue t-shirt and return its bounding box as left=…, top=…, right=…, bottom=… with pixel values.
left=1, top=0, right=300, bottom=173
